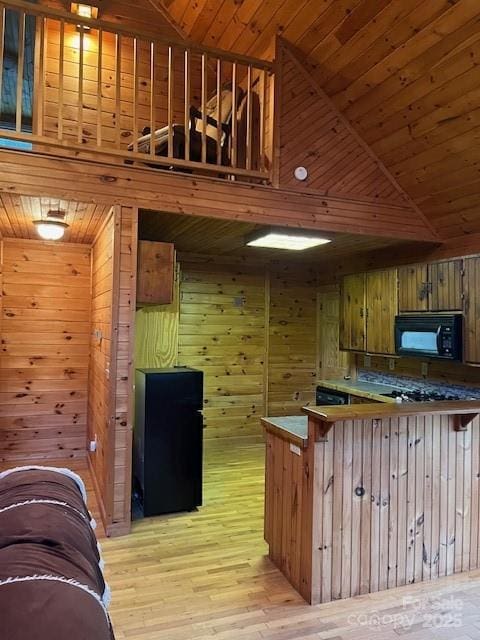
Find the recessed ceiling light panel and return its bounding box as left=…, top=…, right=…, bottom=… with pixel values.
left=246, top=230, right=331, bottom=251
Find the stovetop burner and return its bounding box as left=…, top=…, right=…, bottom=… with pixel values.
left=381, top=390, right=462, bottom=403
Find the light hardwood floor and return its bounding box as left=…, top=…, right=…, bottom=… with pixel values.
left=100, top=440, right=480, bottom=640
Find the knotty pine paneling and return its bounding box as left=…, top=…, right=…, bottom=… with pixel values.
left=162, top=1, right=480, bottom=239
left=266, top=414, right=480, bottom=604
left=88, top=210, right=115, bottom=523
left=0, top=238, right=91, bottom=462
left=39, top=0, right=182, bottom=39
left=0, top=150, right=436, bottom=242
left=43, top=21, right=202, bottom=155
left=268, top=267, right=318, bottom=416
left=111, top=205, right=137, bottom=530
left=178, top=262, right=266, bottom=441
left=316, top=415, right=480, bottom=602
left=465, top=257, right=480, bottom=365
left=136, top=259, right=321, bottom=441
left=277, top=44, right=410, bottom=207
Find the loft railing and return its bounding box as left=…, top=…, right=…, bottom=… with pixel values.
left=0, top=0, right=273, bottom=181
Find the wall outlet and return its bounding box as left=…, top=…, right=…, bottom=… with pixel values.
left=89, top=438, right=97, bottom=453
left=389, top=358, right=396, bottom=371
left=363, top=355, right=371, bottom=368
left=421, top=362, right=429, bottom=377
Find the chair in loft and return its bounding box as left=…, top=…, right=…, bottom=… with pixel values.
left=128, top=83, right=244, bottom=169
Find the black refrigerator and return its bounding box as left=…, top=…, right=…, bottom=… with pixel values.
left=133, top=367, right=204, bottom=517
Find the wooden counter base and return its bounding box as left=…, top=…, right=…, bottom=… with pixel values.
left=264, top=405, right=480, bottom=605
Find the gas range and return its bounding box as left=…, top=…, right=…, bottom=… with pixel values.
left=381, top=390, right=462, bottom=403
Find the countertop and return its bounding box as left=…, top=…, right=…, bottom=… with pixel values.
left=261, top=415, right=308, bottom=448
left=304, top=400, right=480, bottom=423
left=317, top=378, right=399, bottom=403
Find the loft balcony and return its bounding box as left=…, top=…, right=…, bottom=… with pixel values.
left=0, top=0, right=273, bottom=182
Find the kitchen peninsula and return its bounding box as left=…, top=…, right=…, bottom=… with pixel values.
left=263, top=401, right=480, bottom=605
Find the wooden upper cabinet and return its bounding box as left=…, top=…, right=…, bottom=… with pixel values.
left=398, top=259, right=463, bottom=312
left=429, top=259, right=463, bottom=311
left=340, top=273, right=366, bottom=351
left=398, top=264, right=429, bottom=312
left=464, top=257, right=480, bottom=364
left=365, top=269, right=398, bottom=355
left=137, top=241, right=175, bottom=305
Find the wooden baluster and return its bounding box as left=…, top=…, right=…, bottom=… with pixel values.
left=96, top=28, right=103, bottom=147
left=167, top=45, right=173, bottom=158
left=116, top=33, right=122, bottom=149
left=58, top=19, right=65, bottom=140
left=77, top=26, right=84, bottom=144
left=132, top=37, right=138, bottom=153
left=246, top=65, right=252, bottom=171
left=184, top=49, right=190, bottom=162
left=0, top=6, right=4, bottom=121
left=260, top=68, right=267, bottom=173
left=150, top=40, right=155, bottom=160
left=201, top=52, right=207, bottom=164
left=34, top=16, right=46, bottom=138
left=231, top=62, right=237, bottom=169
left=216, top=59, right=222, bottom=167
left=16, top=11, right=25, bottom=133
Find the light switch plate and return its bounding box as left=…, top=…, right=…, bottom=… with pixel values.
left=389, top=358, right=396, bottom=371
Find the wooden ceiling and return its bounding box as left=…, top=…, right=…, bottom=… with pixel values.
left=139, top=210, right=411, bottom=263
left=158, top=0, right=480, bottom=240
left=0, top=194, right=111, bottom=243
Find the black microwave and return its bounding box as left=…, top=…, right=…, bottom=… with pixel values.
left=394, top=314, right=463, bottom=361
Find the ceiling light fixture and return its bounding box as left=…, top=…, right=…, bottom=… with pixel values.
left=246, top=228, right=332, bottom=251
left=34, top=210, right=69, bottom=241
left=70, top=2, right=99, bottom=19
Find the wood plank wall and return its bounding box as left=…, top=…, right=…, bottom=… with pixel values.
left=178, top=262, right=266, bottom=441
left=111, top=205, right=137, bottom=533
left=88, top=205, right=136, bottom=535
left=0, top=238, right=91, bottom=462
left=268, top=268, right=318, bottom=415
left=88, top=210, right=115, bottom=522
left=43, top=21, right=203, bottom=154
left=266, top=414, right=480, bottom=604
left=318, top=415, right=480, bottom=602
left=276, top=42, right=409, bottom=206
left=135, top=260, right=320, bottom=442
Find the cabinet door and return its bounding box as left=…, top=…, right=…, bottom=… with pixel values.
left=464, top=257, right=480, bottom=364
left=429, top=259, right=463, bottom=311
left=137, top=240, right=175, bottom=305
left=340, top=273, right=366, bottom=351
left=398, top=264, right=429, bottom=312
left=366, top=269, right=398, bottom=355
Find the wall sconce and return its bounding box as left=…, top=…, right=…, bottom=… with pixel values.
left=70, top=3, right=99, bottom=20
